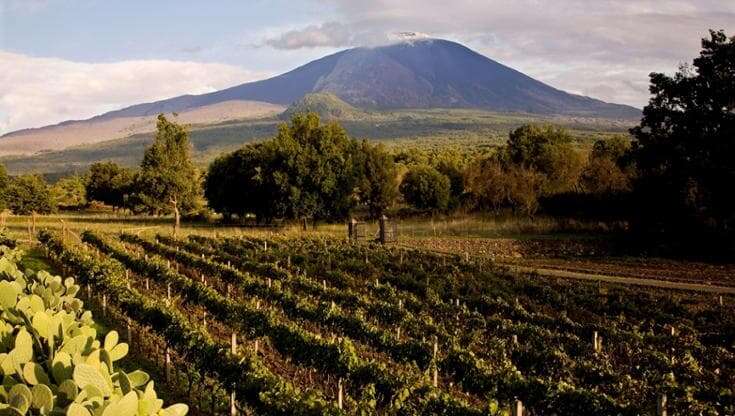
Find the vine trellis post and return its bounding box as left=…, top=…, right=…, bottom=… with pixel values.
left=511, top=400, right=523, bottom=416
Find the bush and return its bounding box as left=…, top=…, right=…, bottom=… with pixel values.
left=399, top=165, right=451, bottom=211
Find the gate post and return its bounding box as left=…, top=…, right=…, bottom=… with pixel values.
left=379, top=215, right=388, bottom=245
left=348, top=218, right=356, bottom=240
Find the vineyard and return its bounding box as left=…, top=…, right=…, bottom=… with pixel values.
left=29, top=230, right=735, bottom=415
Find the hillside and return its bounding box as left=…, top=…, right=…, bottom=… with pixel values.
left=0, top=100, right=285, bottom=156
left=1, top=109, right=634, bottom=177
left=281, top=93, right=372, bottom=120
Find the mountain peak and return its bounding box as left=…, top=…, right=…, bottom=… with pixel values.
left=89, top=38, right=638, bottom=121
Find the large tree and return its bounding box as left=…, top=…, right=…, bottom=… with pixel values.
left=85, top=162, right=133, bottom=210
left=630, top=30, right=735, bottom=250
left=399, top=165, right=451, bottom=212
left=6, top=175, right=55, bottom=215
left=204, top=114, right=399, bottom=222
left=137, top=115, right=200, bottom=234
left=267, top=113, right=360, bottom=220
left=355, top=141, right=398, bottom=218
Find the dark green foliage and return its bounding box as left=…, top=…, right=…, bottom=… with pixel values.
left=630, top=30, right=735, bottom=252
left=399, top=165, right=451, bottom=211
left=580, top=136, right=634, bottom=194
left=0, top=164, right=9, bottom=210
left=504, top=124, right=584, bottom=195
left=6, top=174, right=55, bottom=214
left=137, top=115, right=201, bottom=231
left=204, top=113, right=398, bottom=222
left=85, top=162, right=134, bottom=209
left=51, top=174, right=87, bottom=208
left=355, top=141, right=398, bottom=218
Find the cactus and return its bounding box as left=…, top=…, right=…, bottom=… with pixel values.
left=0, top=246, right=188, bottom=416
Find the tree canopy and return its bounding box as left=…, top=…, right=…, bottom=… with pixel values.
left=504, top=124, right=584, bottom=195
left=399, top=165, right=451, bottom=212
left=85, top=162, right=133, bottom=209
left=6, top=175, right=55, bottom=215
left=204, top=113, right=397, bottom=222
left=137, top=115, right=200, bottom=233
left=631, top=30, right=735, bottom=249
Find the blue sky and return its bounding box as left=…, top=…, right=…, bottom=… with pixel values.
left=1, top=0, right=337, bottom=70
left=1, top=0, right=734, bottom=134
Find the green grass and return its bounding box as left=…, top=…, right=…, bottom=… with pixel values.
left=2, top=211, right=619, bottom=246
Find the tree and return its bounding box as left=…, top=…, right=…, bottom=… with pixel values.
left=51, top=175, right=87, bottom=208
left=0, top=164, right=9, bottom=211
left=399, top=165, right=450, bottom=211
left=204, top=144, right=271, bottom=221
left=137, top=115, right=200, bottom=234
left=504, top=124, right=584, bottom=194
left=580, top=136, right=634, bottom=194
left=630, top=30, right=735, bottom=249
left=85, top=162, right=134, bottom=210
left=6, top=175, right=55, bottom=215
left=464, top=156, right=544, bottom=215
left=267, top=113, right=360, bottom=221
left=355, top=141, right=398, bottom=218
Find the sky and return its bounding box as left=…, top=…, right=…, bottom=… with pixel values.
left=1, top=0, right=733, bottom=135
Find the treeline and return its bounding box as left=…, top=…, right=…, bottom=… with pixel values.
left=0, top=115, right=200, bottom=233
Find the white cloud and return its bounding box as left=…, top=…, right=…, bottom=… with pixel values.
left=0, top=51, right=267, bottom=135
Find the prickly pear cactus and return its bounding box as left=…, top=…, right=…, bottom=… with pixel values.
left=0, top=247, right=188, bottom=416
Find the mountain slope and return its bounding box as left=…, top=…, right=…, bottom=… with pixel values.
left=0, top=101, right=285, bottom=156
left=96, top=39, right=639, bottom=120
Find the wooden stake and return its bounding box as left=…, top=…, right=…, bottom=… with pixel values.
left=322, top=279, right=327, bottom=290
left=165, top=347, right=171, bottom=383
left=593, top=331, right=599, bottom=352
left=254, top=339, right=259, bottom=355
left=167, top=283, right=171, bottom=300
left=231, top=332, right=237, bottom=354
left=657, top=393, right=667, bottom=416
left=337, top=378, right=343, bottom=410
left=102, top=294, right=107, bottom=317
left=145, top=278, right=150, bottom=290
left=512, top=400, right=523, bottom=416
left=230, top=391, right=237, bottom=416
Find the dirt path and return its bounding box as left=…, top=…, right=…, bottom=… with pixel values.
left=502, top=263, right=735, bottom=294
left=397, top=240, right=735, bottom=294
